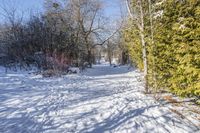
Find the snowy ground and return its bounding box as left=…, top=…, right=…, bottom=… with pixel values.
left=0, top=64, right=199, bottom=133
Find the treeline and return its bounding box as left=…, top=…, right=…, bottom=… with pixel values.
left=124, top=0, right=200, bottom=98
left=0, top=0, right=114, bottom=70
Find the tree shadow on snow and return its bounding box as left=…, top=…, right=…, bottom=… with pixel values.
left=78, top=98, right=198, bottom=133
left=82, top=65, right=135, bottom=77
left=0, top=67, right=198, bottom=133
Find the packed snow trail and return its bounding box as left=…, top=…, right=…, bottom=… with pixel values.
left=0, top=65, right=199, bottom=133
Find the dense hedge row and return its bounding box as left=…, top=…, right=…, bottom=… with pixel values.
left=124, top=0, right=200, bottom=98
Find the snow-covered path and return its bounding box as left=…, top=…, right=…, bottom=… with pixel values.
left=0, top=65, right=199, bottom=133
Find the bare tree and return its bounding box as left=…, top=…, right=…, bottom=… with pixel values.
left=0, top=0, right=122, bottom=72
left=67, top=0, right=122, bottom=67
left=148, top=0, right=158, bottom=93
left=126, top=0, right=149, bottom=93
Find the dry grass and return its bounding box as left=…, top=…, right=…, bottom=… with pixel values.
left=163, top=95, right=178, bottom=103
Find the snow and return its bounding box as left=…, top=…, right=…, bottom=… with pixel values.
left=0, top=64, right=199, bottom=133
left=68, top=67, right=80, bottom=73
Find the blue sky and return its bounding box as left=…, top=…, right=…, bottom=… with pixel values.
left=0, top=0, right=44, bottom=23
left=0, top=0, right=126, bottom=23
left=103, top=0, right=126, bottom=18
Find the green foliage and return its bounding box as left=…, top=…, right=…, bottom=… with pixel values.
left=155, top=0, right=200, bottom=97
left=123, top=22, right=143, bottom=70
left=123, top=0, right=200, bottom=98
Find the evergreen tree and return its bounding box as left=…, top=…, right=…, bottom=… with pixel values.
left=123, top=0, right=200, bottom=98
left=154, top=0, right=200, bottom=97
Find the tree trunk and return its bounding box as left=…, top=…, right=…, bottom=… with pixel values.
left=87, top=50, right=92, bottom=68
left=140, top=32, right=148, bottom=93
left=108, top=53, right=112, bottom=66
left=148, top=0, right=157, bottom=92
left=121, top=51, right=128, bottom=65
left=139, top=0, right=149, bottom=93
